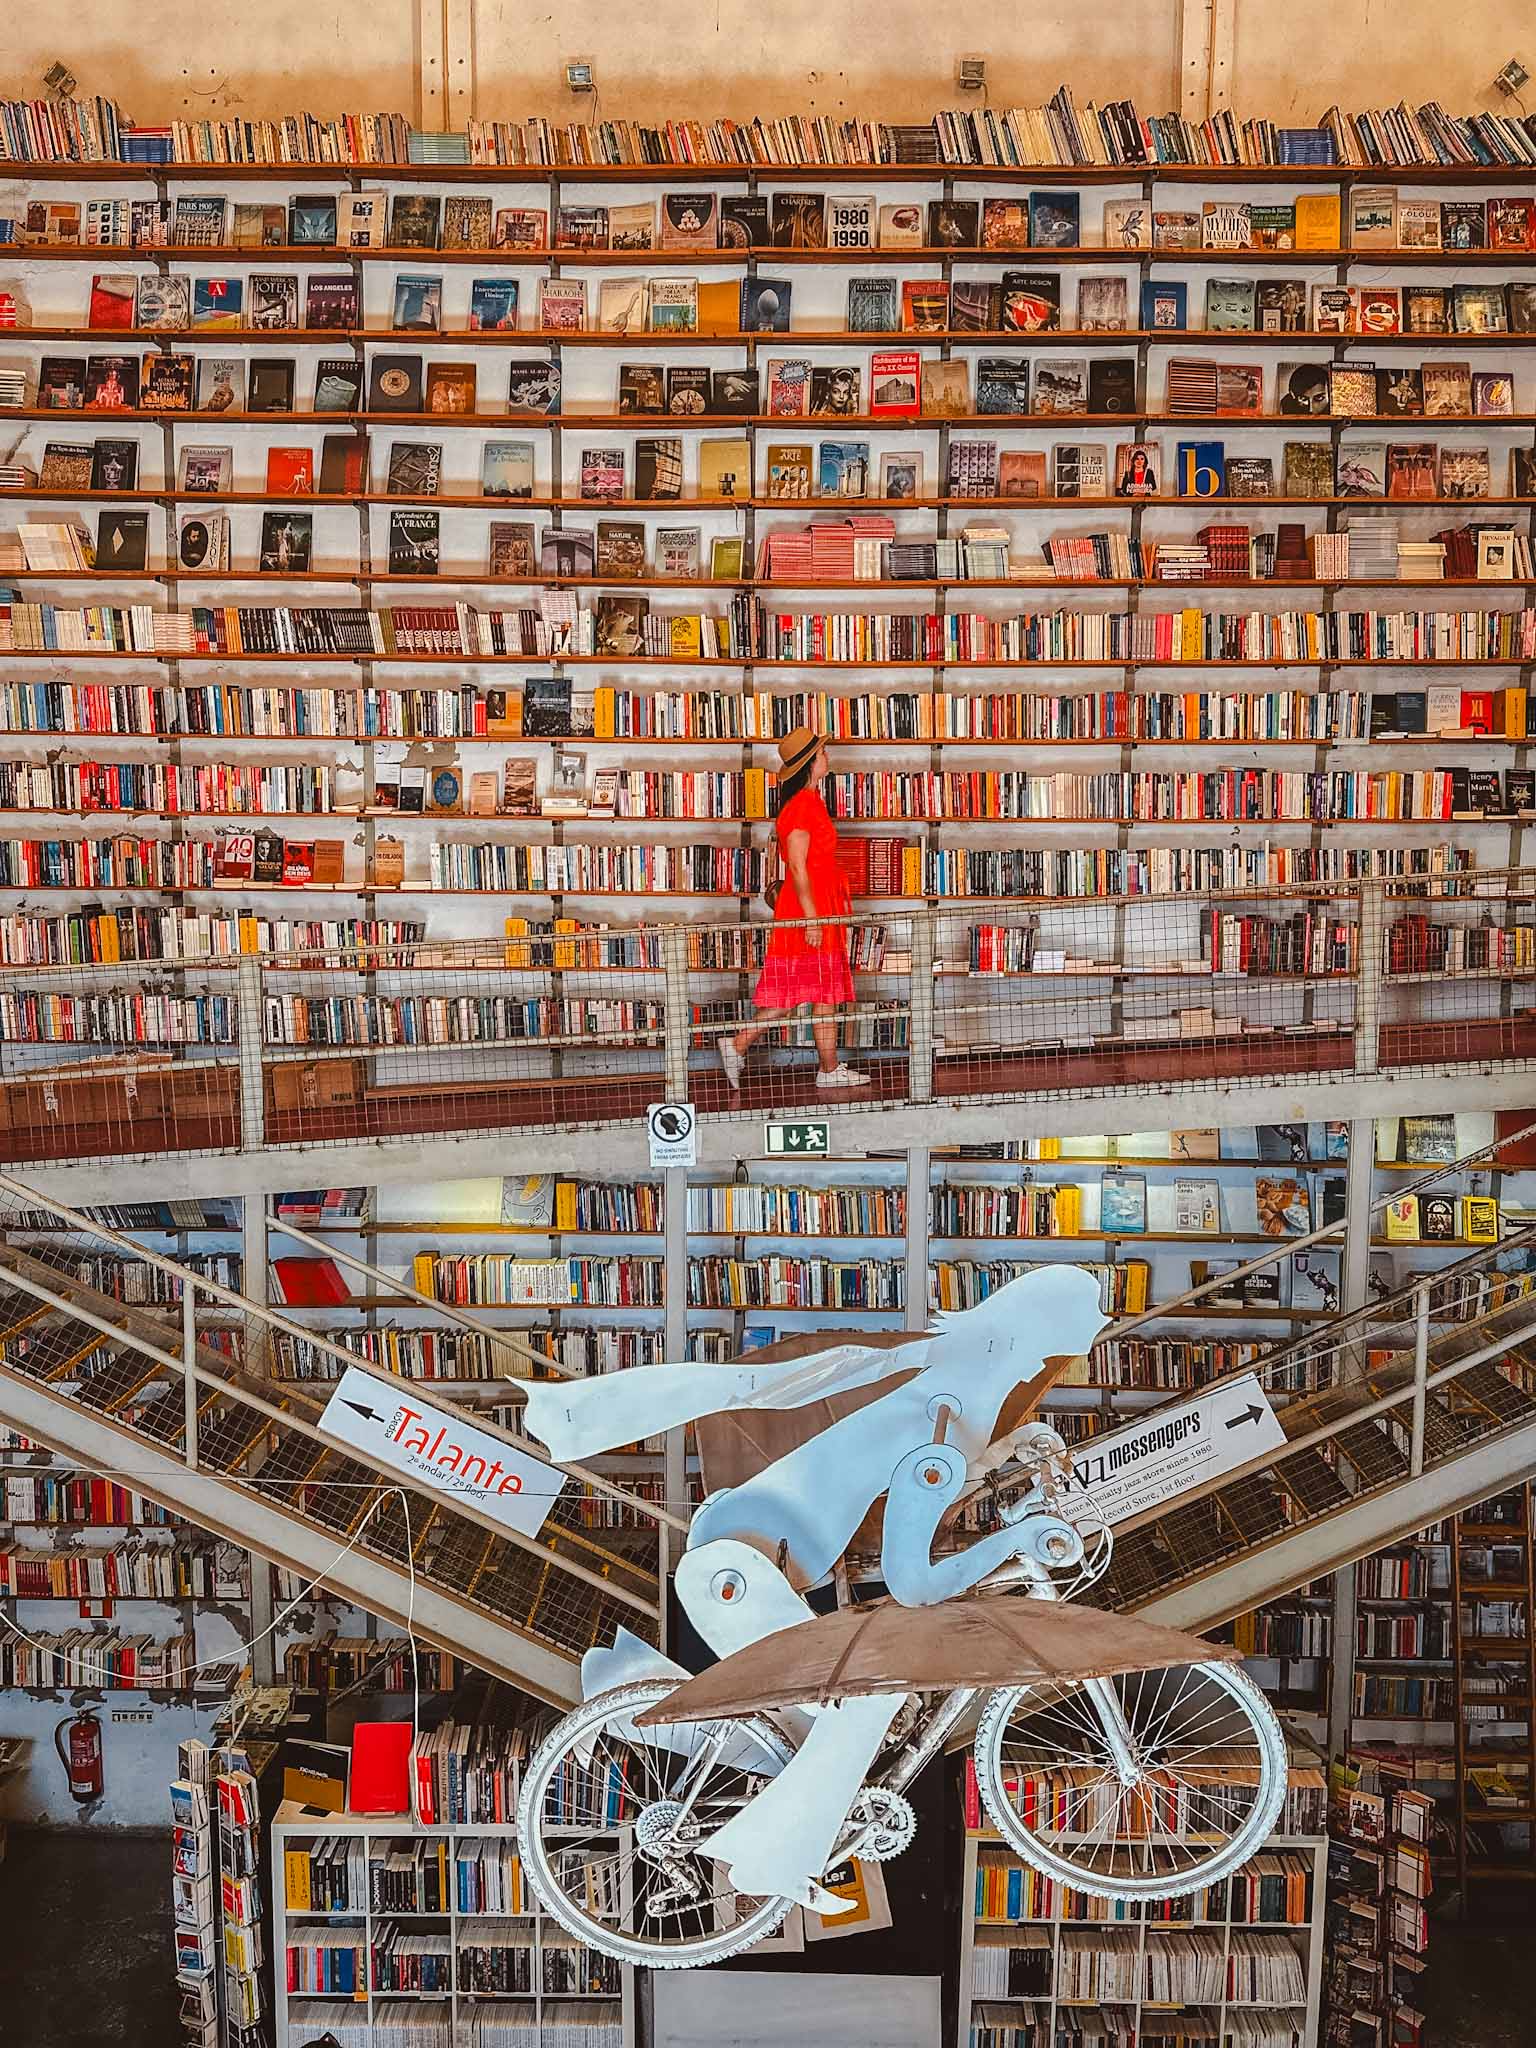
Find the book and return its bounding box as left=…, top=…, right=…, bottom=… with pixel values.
left=389, top=194, right=441, bottom=248
left=598, top=277, right=649, bottom=333
left=442, top=196, right=493, bottom=250
left=656, top=526, right=701, bottom=579
left=88, top=274, right=137, bottom=329
left=700, top=438, right=751, bottom=499
left=741, top=276, right=791, bottom=332
left=869, top=349, right=921, bottom=417
left=488, top=521, right=537, bottom=576
left=312, top=357, right=361, bottom=413
left=258, top=510, right=311, bottom=572
left=1100, top=1173, right=1147, bottom=1233
left=765, top=443, right=812, bottom=500
left=505, top=359, right=561, bottom=414
left=388, top=509, right=440, bottom=575
left=1077, top=275, right=1128, bottom=331
left=247, top=273, right=297, bottom=330
left=96, top=510, right=149, bottom=571
left=177, top=512, right=229, bottom=571
left=82, top=357, right=138, bottom=410
left=305, top=274, right=360, bottom=329
left=369, top=354, right=424, bottom=411
left=424, top=362, right=476, bottom=415
left=579, top=447, right=626, bottom=500
left=466, top=278, right=519, bottom=332
left=481, top=441, right=534, bottom=497
left=660, top=192, right=718, bottom=249
left=392, top=273, right=442, bottom=331
left=264, top=448, right=313, bottom=494
left=288, top=193, right=337, bottom=245
left=385, top=442, right=441, bottom=496
left=771, top=192, right=826, bottom=248
left=538, top=277, right=586, bottom=331
left=634, top=437, right=683, bottom=500
left=246, top=358, right=294, bottom=413
left=648, top=277, right=698, bottom=332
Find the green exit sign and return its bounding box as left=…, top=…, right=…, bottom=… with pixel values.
left=765, top=1120, right=830, bottom=1156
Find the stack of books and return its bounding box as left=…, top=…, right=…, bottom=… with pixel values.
left=960, top=526, right=1011, bottom=579
left=1156, top=542, right=1212, bottom=582
left=1346, top=516, right=1401, bottom=581
left=1397, top=542, right=1447, bottom=582
left=1198, top=524, right=1254, bottom=580
left=12, top=522, right=94, bottom=571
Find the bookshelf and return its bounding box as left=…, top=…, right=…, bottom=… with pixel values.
left=958, top=1828, right=1328, bottom=2048
left=0, top=159, right=1534, bottom=1027
left=1449, top=1482, right=1536, bottom=1903
left=270, top=1801, right=634, bottom=2048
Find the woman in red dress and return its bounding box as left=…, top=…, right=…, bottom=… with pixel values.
left=719, top=726, right=870, bottom=1093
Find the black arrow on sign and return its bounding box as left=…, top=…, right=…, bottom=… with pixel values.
left=343, top=1400, right=386, bottom=1425
left=1225, top=1404, right=1265, bottom=1430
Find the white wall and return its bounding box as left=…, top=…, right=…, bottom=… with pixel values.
left=1, top=0, right=1533, bottom=127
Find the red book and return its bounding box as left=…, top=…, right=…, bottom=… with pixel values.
left=350, top=1721, right=414, bottom=1816
left=265, top=447, right=314, bottom=494
left=272, top=1256, right=351, bottom=1306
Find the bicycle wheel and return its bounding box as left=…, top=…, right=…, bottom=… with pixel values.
left=517, top=1678, right=797, bottom=1969
left=972, top=1659, right=1287, bottom=1899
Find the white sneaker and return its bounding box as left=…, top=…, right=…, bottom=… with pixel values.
left=816, top=1062, right=871, bottom=1089
left=719, top=1040, right=745, bottom=1091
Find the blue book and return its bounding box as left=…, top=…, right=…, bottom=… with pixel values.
left=469, top=278, right=519, bottom=331
left=1177, top=441, right=1227, bottom=497
left=1140, top=279, right=1187, bottom=331
left=1028, top=189, right=1080, bottom=248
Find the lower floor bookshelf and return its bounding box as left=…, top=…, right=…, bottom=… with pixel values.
left=271, top=1802, right=634, bottom=2048
left=959, top=1829, right=1327, bottom=2048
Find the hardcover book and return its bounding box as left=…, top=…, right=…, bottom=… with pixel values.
left=442, top=196, right=493, bottom=250
left=699, top=438, right=751, bottom=498
left=304, top=275, right=358, bottom=330
left=740, top=276, right=791, bottom=332
left=389, top=194, right=442, bottom=248
left=493, top=206, right=547, bottom=249
left=660, top=193, right=718, bottom=248
left=826, top=196, right=875, bottom=249
left=505, top=360, right=561, bottom=414
left=385, top=442, right=442, bottom=496
left=388, top=508, right=440, bottom=574
left=481, top=441, right=534, bottom=497
left=392, top=274, right=442, bottom=331
left=468, top=279, right=519, bottom=331
left=770, top=192, right=827, bottom=248
left=878, top=202, right=923, bottom=248
left=288, top=194, right=337, bottom=245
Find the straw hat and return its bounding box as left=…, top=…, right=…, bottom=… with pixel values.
left=776, top=725, right=823, bottom=776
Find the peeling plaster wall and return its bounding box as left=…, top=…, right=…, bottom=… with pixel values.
left=1, top=1, right=1527, bottom=130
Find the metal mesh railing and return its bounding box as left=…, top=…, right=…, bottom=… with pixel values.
left=0, top=1175, right=668, bottom=1668
left=1, top=863, right=1531, bottom=1167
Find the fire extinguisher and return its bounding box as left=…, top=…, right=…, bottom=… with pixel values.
left=54, top=1708, right=103, bottom=1803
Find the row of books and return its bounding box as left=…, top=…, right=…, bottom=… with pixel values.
left=30, top=181, right=1536, bottom=258
left=0, top=1475, right=172, bottom=1525
left=1233, top=1606, right=1333, bottom=1659
left=10, top=679, right=1524, bottom=748
left=1356, top=1611, right=1452, bottom=1658
left=29, top=430, right=1536, bottom=517
left=686, top=1182, right=904, bottom=1235
left=23, top=595, right=1536, bottom=661
left=0, top=1538, right=244, bottom=1600
left=17, top=88, right=1536, bottom=171
left=0, top=988, right=234, bottom=1045
left=0, top=908, right=427, bottom=968
left=0, top=1628, right=194, bottom=1690
left=0, top=760, right=340, bottom=815
left=263, top=991, right=665, bottom=1049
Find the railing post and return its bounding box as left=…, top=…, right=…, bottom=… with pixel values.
left=660, top=925, right=691, bottom=1105
left=182, top=1282, right=199, bottom=1472
left=908, top=910, right=935, bottom=1105
left=1354, top=880, right=1384, bottom=1079
left=236, top=953, right=267, bottom=1150
left=1410, top=1280, right=1431, bottom=1478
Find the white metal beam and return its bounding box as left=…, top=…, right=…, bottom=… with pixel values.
left=0, top=1368, right=582, bottom=1706
left=21, top=1063, right=1536, bottom=1208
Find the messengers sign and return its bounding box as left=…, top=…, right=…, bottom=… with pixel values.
left=319, top=1365, right=565, bottom=1540
left=1069, top=1372, right=1286, bottom=1528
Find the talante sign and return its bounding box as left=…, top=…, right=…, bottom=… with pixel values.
left=318, top=1364, right=565, bottom=1539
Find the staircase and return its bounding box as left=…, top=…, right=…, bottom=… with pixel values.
left=0, top=1176, right=674, bottom=1707
left=1098, top=1230, right=1536, bottom=1635
left=1, top=1158, right=1535, bottom=1709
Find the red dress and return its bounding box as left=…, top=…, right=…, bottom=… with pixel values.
left=752, top=786, right=855, bottom=1009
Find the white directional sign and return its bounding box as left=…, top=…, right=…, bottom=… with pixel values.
left=1068, top=1372, right=1286, bottom=1528
left=647, top=1101, right=698, bottom=1167
left=318, top=1365, right=565, bottom=1539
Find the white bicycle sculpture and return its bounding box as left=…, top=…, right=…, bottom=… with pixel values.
left=516, top=1268, right=1287, bottom=1969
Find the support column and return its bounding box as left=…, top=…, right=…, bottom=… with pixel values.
left=660, top=1164, right=691, bottom=1645
left=904, top=1144, right=931, bottom=1332
left=241, top=1191, right=276, bottom=1680
left=1328, top=1114, right=1376, bottom=1756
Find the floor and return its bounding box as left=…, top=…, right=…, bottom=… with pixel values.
left=0, top=1824, right=1528, bottom=2046
left=0, top=1830, right=178, bottom=2047
left=1422, top=1917, right=1529, bottom=2048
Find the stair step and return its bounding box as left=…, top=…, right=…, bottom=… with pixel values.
left=1456, top=1360, right=1536, bottom=1428
left=1271, top=1446, right=1352, bottom=1521
left=1215, top=1477, right=1290, bottom=1545
left=1153, top=1498, right=1237, bottom=1575
left=1420, top=1394, right=1483, bottom=1461
left=195, top=1397, right=272, bottom=1475
left=1335, top=1419, right=1411, bottom=1489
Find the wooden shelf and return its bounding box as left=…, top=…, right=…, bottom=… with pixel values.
left=16, top=159, right=1536, bottom=186
left=9, top=404, right=1536, bottom=427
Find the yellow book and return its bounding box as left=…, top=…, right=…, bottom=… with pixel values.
left=237, top=911, right=260, bottom=955
left=1294, top=193, right=1342, bottom=249
left=1384, top=1194, right=1420, bottom=1242
left=670, top=615, right=703, bottom=660
left=901, top=843, right=923, bottom=895
left=552, top=917, right=579, bottom=970
left=1504, top=687, right=1528, bottom=739
left=743, top=767, right=770, bottom=819
left=1052, top=1184, right=1083, bottom=1237
left=1180, top=607, right=1204, bottom=660
left=1462, top=1196, right=1500, bottom=1244
left=554, top=1181, right=579, bottom=1232
left=1035, top=1136, right=1062, bottom=1160
left=1120, top=1260, right=1150, bottom=1313
left=411, top=1252, right=437, bottom=1294
left=696, top=277, right=741, bottom=334
left=283, top=1846, right=312, bottom=1912
left=592, top=686, right=617, bottom=740
left=96, top=912, right=121, bottom=964
left=503, top=916, right=530, bottom=968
